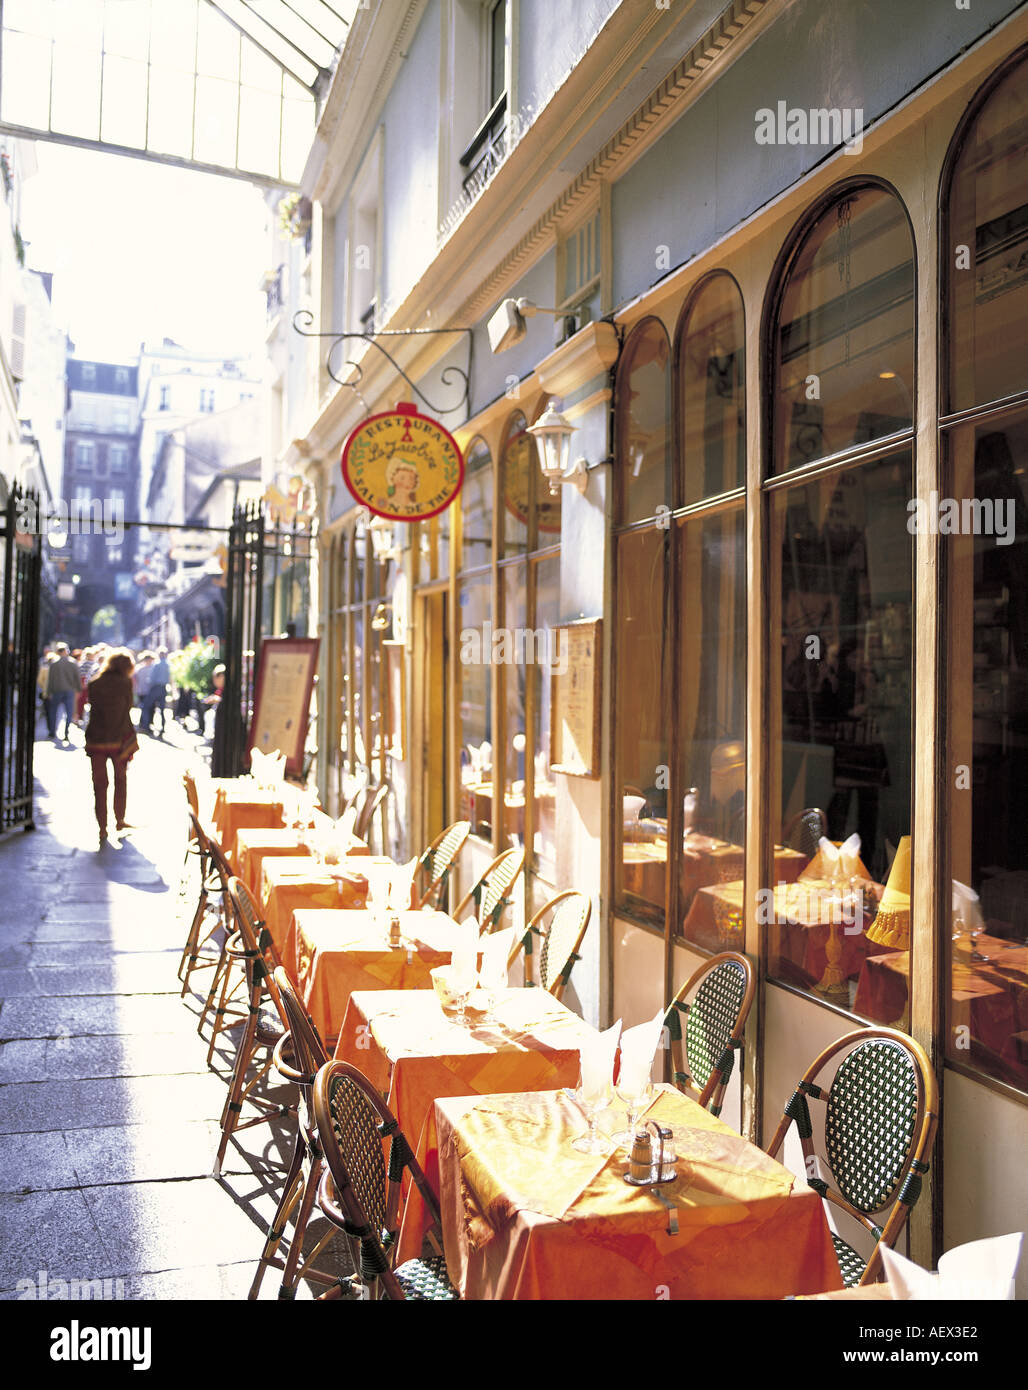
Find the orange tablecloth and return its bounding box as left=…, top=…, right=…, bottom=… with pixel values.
left=684, top=877, right=887, bottom=984
left=260, top=857, right=378, bottom=956
left=335, top=987, right=596, bottom=1226
left=855, top=934, right=1028, bottom=1084
left=408, top=1085, right=840, bottom=1300
left=211, top=784, right=285, bottom=861
left=622, top=839, right=806, bottom=919
left=235, top=828, right=369, bottom=899
left=289, top=908, right=459, bottom=1040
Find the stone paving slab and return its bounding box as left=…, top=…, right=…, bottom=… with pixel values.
left=0, top=1071, right=233, bottom=1134
left=0, top=993, right=189, bottom=1039
left=0, top=1189, right=115, bottom=1286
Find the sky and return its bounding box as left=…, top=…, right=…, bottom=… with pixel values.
left=20, top=140, right=272, bottom=366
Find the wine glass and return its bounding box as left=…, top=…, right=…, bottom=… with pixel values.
left=613, top=1068, right=653, bottom=1150
left=571, top=1065, right=614, bottom=1155
left=449, top=958, right=476, bottom=1028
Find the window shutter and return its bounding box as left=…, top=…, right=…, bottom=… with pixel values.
left=10, top=302, right=26, bottom=380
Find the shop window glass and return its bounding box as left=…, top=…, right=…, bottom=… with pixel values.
left=461, top=437, right=493, bottom=572
left=501, top=566, right=528, bottom=846
left=501, top=412, right=531, bottom=556
left=533, top=553, right=560, bottom=881
left=617, top=318, right=671, bottom=522
left=679, top=274, right=746, bottom=504
left=768, top=453, right=914, bottom=1018
left=458, top=575, right=493, bottom=838
left=676, top=508, right=747, bottom=947
left=946, top=57, right=1028, bottom=414
left=945, top=409, right=1028, bottom=1091
left=615, top=525, right=669, bottom=918
left=772, top=186, right=914, bottom=474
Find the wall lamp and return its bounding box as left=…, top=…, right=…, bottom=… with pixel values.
left=527, top=400, right=589, bottom=496
left=487, top=297, right=564, bottom=354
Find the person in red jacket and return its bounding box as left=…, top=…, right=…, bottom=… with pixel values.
left=84, top=648, right=139, bottom=846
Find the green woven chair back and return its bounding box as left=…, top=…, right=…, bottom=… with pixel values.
left=539, top=894, right=590, bottom=993
left=420, top=821, right=471, bottom=902
left=824, top=1038, right=919, bottom=1213
left=323, top=1071, right=389, bottom=1240
left=478, top=850, right=524, bottom=930
left=686, top=958, right=748, bottom=1094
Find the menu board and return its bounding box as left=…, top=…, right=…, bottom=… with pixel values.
left=550, top=618, right=602, bottom=778
left=247, top=637, right=320, bottom=778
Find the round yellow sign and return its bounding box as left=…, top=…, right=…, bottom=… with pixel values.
left=341, top=402, right=465, bottom=521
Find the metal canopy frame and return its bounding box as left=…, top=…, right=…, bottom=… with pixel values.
left=0, top=0, right=350, bottom=186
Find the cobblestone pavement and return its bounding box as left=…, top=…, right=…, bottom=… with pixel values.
left=0, top=718, right=348, bottom=1301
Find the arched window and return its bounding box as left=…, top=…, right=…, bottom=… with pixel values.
left=678, top=272, right=746, bottom=504
left=765, top=183, right=916, bottom=1017
left=943, top=47, right=1028, bottom=1093
left=460, top=436, right=492, bottom=573
left=616, top=318, right=671, bottom=522
left=771, top=185, right=914, bottom=474
left=457, top=436, right=494, bottom=839
left=945, top=52, right=1028, bottom=414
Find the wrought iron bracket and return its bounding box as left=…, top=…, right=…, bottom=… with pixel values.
left=292, top=310, right=474, bottom=420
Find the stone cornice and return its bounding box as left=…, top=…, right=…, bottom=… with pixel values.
left=536, top=321, right=620, bottom=399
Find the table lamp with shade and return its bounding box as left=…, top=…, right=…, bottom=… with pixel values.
left=866, top=835, right=911, bottom=950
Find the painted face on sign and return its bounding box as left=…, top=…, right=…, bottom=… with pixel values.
left=386, top=457, right=419, bottom=506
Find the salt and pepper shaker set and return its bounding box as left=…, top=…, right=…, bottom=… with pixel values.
left=625, top=1119, right=677, bottom=1186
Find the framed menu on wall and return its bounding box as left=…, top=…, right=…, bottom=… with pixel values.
left=247, top=636, right=320, bottom=778
left=550, top=618, right=602, bottom=778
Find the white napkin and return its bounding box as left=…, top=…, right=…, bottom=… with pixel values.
left=952, top=880, right=985, bottom=935
left=816, top=832, right=861, bottom=884
left=618, top=1009, right=665, bottom=1097
left=449, top=916, right=480, bottom=990
left=880, top=1233, right=1022, bottom=1300
left=250, top=746, right=286, bottom=788
left=580, top=1018, right=622, bottom=1104
left=336, top=805, right=358, bottom=843
left=623, top=795, right=646, bottom=826
left=387, top=856, right=418, bottom=913
left=479, top=925, right=516, bottom=992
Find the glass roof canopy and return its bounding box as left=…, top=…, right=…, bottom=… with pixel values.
left=0, top=0, right=355, bottom=187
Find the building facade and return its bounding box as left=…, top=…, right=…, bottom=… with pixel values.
left=280, top=0, right=1028, bottom=1283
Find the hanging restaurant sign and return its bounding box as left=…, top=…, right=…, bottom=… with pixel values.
left=340, top=401, right=464, bottom=522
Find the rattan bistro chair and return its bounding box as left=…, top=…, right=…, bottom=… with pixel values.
left=248, top=968, right=346, bottom=1300
left=509, top=890, right=592, bottom=1002
left=212, top=878, right=294, bottom=1178
left=764, top=1027, right=939, bottom=1288
left=353, top=782, right=390, bottom=844
left=664, top=952, right=755, bottom=1117
left=413, top=820, right=471, bottom=910
left=196, top=836, right=251, bottom=1059
left=453, top=847, right=525, bottom=933
left=178, top=810, right=228, bottom=995
left=312, top=1060, right=458, bottom=1300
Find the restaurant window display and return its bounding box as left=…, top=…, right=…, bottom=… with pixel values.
left=944, top=50, right=1028, bottom=1095
left=766, top=184, right=915, bottom=1021
left=326, top=514, right=388, bottom=800
left=614, top=319, right=672, bottom=922
left=458, top=438, right=494, bottom=839
left=497, top=409, right=561, bottom=888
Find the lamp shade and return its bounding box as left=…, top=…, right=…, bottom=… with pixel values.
left=527, top=400, right=575, bottom=488
left=867, top=835, right=911, bottom=949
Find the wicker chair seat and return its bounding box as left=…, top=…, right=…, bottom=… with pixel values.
left=393, top=1255, right=458, bottom=1301
left=831, top=1232, right=868, bottom=1288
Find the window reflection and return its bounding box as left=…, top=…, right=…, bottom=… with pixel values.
left=679, top=275, right=746, bottom=504
left=617, top=319, right=671, bottom=522
left=458, top=576, right=492, bottom=839
left=773, top=187, right=914, bottom=473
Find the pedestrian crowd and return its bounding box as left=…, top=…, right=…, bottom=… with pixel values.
left=35, top=639, right=228, bottom=846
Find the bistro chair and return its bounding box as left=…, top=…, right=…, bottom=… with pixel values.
left=783, top=806, right=828, bottom=861
left=249, top=968, right=348, bottom=1300
left=413, top=820, right=471, bottom=910
left=353, top=782, right=391, bottom=844
left=178, top=810, right=227, bottom=995
left=764, top=1027, right=939, bottom=1287
left=509, top=890, right=592, bottom=1002
left=312, top=1060, right=458, bottom=1300
left=453, top=847, right=525, bottom=933
left=212, top=878, right=294, bottom=1178
left=664, top=952, right=755, bottom=1117
left=196, top=837, right=251, bottom=1058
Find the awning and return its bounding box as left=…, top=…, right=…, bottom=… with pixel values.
left=0, top=0, right=356, bottom=186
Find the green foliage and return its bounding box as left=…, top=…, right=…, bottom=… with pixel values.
left=170, top=637, right=220, bottom=695
left=91, top=605, right=122, bottom=642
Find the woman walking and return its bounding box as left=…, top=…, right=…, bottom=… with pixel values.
left=84, top=648, right=139, bottom=846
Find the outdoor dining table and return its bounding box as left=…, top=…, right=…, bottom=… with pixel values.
left=333, top=987, right=597, bottom=1187
left=259, top=856, right=386, bottom=955
left=210, top=781, right=287, bottom=861
left=398, top=1085, right=841, bottom=1300
left=288, top=907, right=459, bottom=1041
left=234, top=826, right=369, bottom=897
left=622, top=837, right=806, bottom=912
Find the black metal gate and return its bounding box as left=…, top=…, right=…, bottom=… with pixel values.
left=221, top=500, right=313, bottom=777
left=0, top=486, right=42, bottom=832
